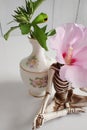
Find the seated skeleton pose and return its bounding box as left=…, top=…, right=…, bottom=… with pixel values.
left=32, top=62, right=87, bottom=130
left=32, top=23, right=87, bottom=129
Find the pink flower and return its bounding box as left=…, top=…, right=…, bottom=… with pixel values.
left=49, top=23, right=87, bottom=88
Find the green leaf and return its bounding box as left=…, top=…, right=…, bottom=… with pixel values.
left=33, top=25, right=48, bottom=50
left=41, top=25, right=47, bottom=32
left=46, top=29, right=56, bottom=36
left=7, top=20, right=14, bottom=24
left=19, top=23, right=31, bottom=34
left=13, top=6, right=29, bottom=24
left=30, top=0, right=34, bottom=14
left=25, top=0, right=32, bottom=16
left=33, top=0, right=45, bottom=13
left=4, top=26, right=19, bottom=40
left=32, top=13, right=48, bottom=25
left=18, top=6, right=27, bottom=14
left=13, top=15, right=28, bottom=23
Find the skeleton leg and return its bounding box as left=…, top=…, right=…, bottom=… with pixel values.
left=45, top=98, right=56, bottom=113
left=33, top=107, right=84, bottom=130
left=70, top=94, right=87, bottom=107
left=44, top=109, right=68, bottom=122
left=44, top=97, right=85, bottom=122
left=80, top=88, right=87, bottom=93
left=44, top=99, right=68, bottom=122
left=33, top=98, right=84, bottom=130
left=44, top=107, right=84, bottom=122
left=66, top=87, right=87, bottom=107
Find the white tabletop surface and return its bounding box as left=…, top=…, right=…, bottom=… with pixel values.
left=0, top=36, right=87, bottom=130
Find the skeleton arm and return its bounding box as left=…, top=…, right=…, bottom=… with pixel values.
left=32, top=68, right=55, bottom=129
left=40, top=68, right=55, bottom=114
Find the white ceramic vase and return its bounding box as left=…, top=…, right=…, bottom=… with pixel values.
left=20, top=39, right=54, bottom=97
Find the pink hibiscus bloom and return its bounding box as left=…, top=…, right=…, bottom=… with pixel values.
left=49, top=23, right=87, bottom=88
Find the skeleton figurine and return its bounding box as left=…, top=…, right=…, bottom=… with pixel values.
left=32, top=23, right=87, bottom=129
left=32, top=62, right=87, bottom=130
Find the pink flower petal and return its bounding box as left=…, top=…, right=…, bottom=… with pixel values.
left=61, top=23, right=84, bottom=53
left=73, top=46, right=87, bottom=69
left=56, top=51, right=65, bottom=64
left=49, top=23, right=87, bottom=88
left=60, top=65, right=87, bottom=88
left=49, top=23, right=85, bottom=64
left=49, top=26, right=65, bottom=51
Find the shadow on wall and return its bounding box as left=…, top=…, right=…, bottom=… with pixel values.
left=0, top=81, right=42, bottom=130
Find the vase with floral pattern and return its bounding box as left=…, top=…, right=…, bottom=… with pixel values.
left=20, top=39, right=55, bottom=97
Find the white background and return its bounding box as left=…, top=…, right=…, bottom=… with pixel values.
left=0, top=0, right=87, bottom=130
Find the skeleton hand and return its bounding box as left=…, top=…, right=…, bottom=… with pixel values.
left=32, top=113, right=44, bottom=130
